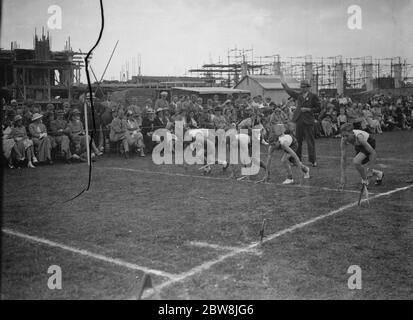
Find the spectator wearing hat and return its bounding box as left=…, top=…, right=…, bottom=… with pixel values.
left=126, top=111, right=145, bottom=157
left=280, top=72, right=320, bottom=166
left=141, top=108, right=157, bottom=153
left=142, top=98, right=153, bottom=118
left=155, top=92, right=170, bottom=112
left=109, top=110, right=130, bottom=158
left=10, top=115, right=37, bottom=168
left=154, top=108, right=166, bottom=129
left=68, top=109, right=101, bottom=160
left=50, top=110, right=73, bottom=163
left=28, top=113, right=53, bottom=164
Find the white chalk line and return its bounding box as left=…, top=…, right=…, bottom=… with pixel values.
left=140, top=183, right=413, bottom=299
left=2, top=228, right=177, bottom=280
left=296, top=154, right=413, bottom=163
left=188, top=241, right=260, bottom=255
left=101, top=166, right=365, bottom=194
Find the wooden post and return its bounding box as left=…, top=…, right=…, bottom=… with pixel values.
left=84, top=100, right=90, bottom=166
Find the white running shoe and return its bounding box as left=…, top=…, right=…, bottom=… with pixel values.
left=282, top=178, right=294, bottom=185
left=32, top=156, right=38, bottom=163
left=303, top=167, right=310, bottom=179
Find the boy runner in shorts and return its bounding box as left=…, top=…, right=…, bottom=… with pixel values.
left=257, top=124, right=310, bottom=184
left=340, top=123, right=384, bottom=188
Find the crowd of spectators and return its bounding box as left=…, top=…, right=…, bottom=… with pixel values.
left=2, top=91, right=412, bottom=169
left=316, top=93, right=413, bottom=138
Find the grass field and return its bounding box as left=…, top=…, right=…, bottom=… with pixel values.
left=1, top=130, right=413, bottom=299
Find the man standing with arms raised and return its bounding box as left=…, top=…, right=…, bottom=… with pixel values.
left=280, top=71, right=320, bottom=167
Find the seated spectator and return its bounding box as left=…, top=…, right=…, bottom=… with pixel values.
left=363, top=105, right=382, bottom=133
left=67, top=109, right=101, bottom=161
left=10, top=115, right=37, bottom=168
left=141, top=108, right=157, bottom=154
left=49, top=110, right=73, bottom=163
left=269, top=107, right=288, bottom=126
left=355, top=104, right=369, bottom=130
left=198, top=106, right=214, bottom=129
left=213, top=106, right=229, bottom=130
left=109, top=110, right=130, bottom=158
left=345, top=103, right=358, bottom=125
left=28, top=113, right=53, bottom=164
left=125, top=111, right=145, bottom=157
left=187, top=110, right=199, bottom=129
left=320, top=104, right=334, bottom=137
left=155, top=92, right=170, bottom=111
left=163, top=109, right=174, bottom=131
left=127, top=97, right=142, bottom=115
left=3, top=120, right=17, bottom=168
left=337, top=107, right=347, bottom=134
left=169, top=95, right=178, bottom=114
left=154, top=108, right=166, bottom=129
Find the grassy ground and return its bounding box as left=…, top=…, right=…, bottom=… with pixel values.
left=1, top=130, right=412, bottom=299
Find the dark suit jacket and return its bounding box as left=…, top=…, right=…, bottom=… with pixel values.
left=283, top=85, right=321, bottom=125
left=153, top=116, right=165, bottom=130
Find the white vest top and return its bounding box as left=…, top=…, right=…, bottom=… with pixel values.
left=278, top=134, right=293, bottom=147
left=353, top=129, right=369, bottom=144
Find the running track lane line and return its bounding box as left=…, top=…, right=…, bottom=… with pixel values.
left=1, top=229, right=177, bottom=280
left=139, top=183, right=413, bottom=299
left=101, top=166, right=367, bottom=195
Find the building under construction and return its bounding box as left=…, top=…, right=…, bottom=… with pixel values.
left=0, top=30, right=85, bottom=104
left=189, top=47, right=413, bottom=96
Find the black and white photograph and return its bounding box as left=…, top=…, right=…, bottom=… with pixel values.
left=1, top=0, right=412, bottom=303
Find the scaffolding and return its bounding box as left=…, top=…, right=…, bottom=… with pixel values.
left=188, top=49, right=412, bottom=93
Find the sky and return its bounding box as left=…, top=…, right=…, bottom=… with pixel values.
left=2, top=0, right=413, bottom=81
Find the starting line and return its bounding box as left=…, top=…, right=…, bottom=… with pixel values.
left=102, top=166, right=367, bottom=195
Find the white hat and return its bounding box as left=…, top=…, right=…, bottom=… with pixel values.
left=32, top=113, right=43, bottom=121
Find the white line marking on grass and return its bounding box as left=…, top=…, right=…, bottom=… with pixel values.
left=102, top=166, right=364, bottom=194
left=188, top=241, right=260, bottom=255
left=140, top=184, right=413, bottom=299
left=300, top=154, right=413, bottom=163
left=2, top=228, right=177, bottom=280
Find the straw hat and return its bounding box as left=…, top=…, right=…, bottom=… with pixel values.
left=32, top=113, right=43, bottom=121
left=14, top=115, right=23, bottom=122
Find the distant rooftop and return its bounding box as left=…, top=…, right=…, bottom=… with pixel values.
left=172, top=87, right=250, bottom=94
left=238, top=75, right=300, bottom=90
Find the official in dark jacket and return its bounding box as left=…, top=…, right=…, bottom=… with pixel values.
left=280, top=74, right=320, bottom=166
